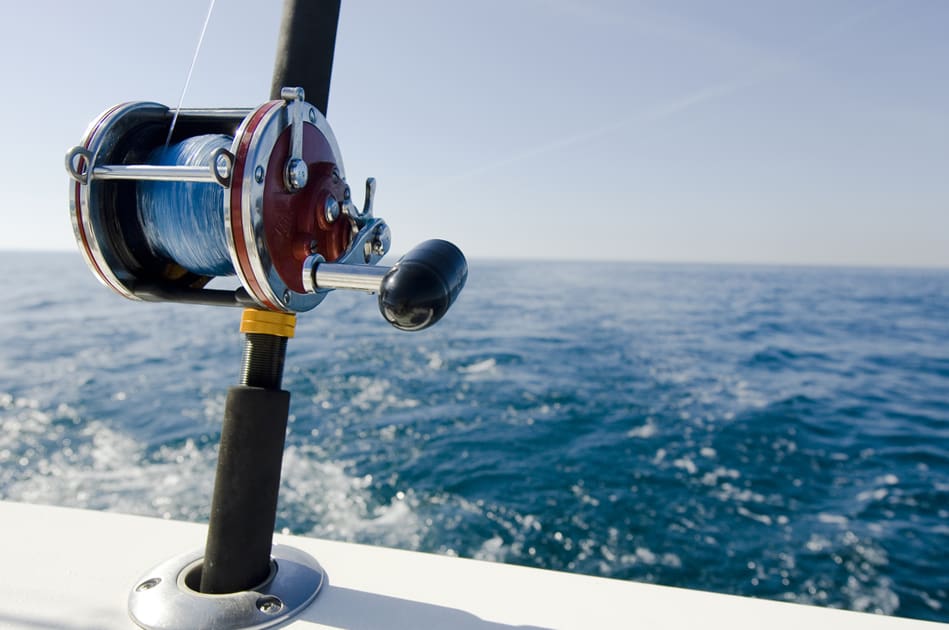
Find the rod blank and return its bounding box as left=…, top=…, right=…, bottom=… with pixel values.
left=270, top=0, right=341, bottom=115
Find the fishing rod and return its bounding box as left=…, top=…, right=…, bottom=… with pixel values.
left=65, top=1, right=466, bottom=628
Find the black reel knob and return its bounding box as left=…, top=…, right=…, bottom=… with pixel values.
left=378, top=240, right=467, bottom=331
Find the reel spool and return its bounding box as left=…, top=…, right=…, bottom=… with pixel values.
left=66, top=87, right=465, bottom=329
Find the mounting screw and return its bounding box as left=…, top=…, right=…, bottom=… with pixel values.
left=308, top=108, right=317, bottom=124
left=324, top=195, right=340, bottom=223
left=373, top=224, right=391, bottom=255
left=254, top=165, right=265, bottom=183
left=286, top=159, right=309, bottom=190
left=257, top=596, right=284, bottom=614
left=135, top=578, right=161, bottom=592
left=282, top=289, right=291, bottom=305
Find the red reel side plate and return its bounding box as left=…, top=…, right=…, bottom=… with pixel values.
left=227, top=100, right=351, bottom=312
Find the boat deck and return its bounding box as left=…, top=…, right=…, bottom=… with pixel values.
left=0, top=501, right=942, bottom=629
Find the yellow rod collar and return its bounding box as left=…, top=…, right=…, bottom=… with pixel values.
left=240, top=308, right=297, bottom=338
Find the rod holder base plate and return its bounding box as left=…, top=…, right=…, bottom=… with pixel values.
left=128, top=544, right=324, bottom=630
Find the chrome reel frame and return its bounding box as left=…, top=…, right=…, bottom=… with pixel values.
left=66, top=92, right=388, bottom=313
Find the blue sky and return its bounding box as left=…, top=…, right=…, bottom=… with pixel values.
left=1, top=0, right=946, bottom=266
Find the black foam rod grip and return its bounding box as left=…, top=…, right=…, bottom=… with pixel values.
left=378, top=239, right=467, bottom=331
left=200, top=386, right=290, bottom=594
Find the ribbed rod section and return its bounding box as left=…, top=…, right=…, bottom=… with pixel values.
left=240, top=333, right=287, bottom=389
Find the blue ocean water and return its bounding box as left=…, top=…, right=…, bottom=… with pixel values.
left=1, top=252, right=947, bottom=622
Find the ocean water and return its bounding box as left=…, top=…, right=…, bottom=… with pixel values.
left=1, top=252, right=947, bottom=622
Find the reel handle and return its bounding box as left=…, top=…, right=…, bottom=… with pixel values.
left=305, top=239, right=467, bottom=331
left=379, top=239, right=467, bottom=331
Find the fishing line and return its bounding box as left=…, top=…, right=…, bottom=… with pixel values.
left=135, top=0, right=230, bottom=277
left=137, top=134, right=234, bottom=276
left=165, top=0, right=218, bottom=148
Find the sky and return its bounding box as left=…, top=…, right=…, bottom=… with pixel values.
left=0, top=0, right=946, bottom=267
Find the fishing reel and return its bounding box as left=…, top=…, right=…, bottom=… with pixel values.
left=66, top=87, right=466, bottom=330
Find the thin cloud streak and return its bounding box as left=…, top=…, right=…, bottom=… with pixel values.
left=446, top=2, right=888, bottom=183
left=444, top=71, right=774, bottom=183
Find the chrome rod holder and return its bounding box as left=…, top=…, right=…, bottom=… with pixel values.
left=128, top=545, right=324, bottom=630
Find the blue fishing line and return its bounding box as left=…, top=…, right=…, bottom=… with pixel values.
left=137, top=134, right=234, bottom=276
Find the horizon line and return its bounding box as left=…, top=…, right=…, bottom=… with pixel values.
left=2, top=247, right=947, bottom=273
